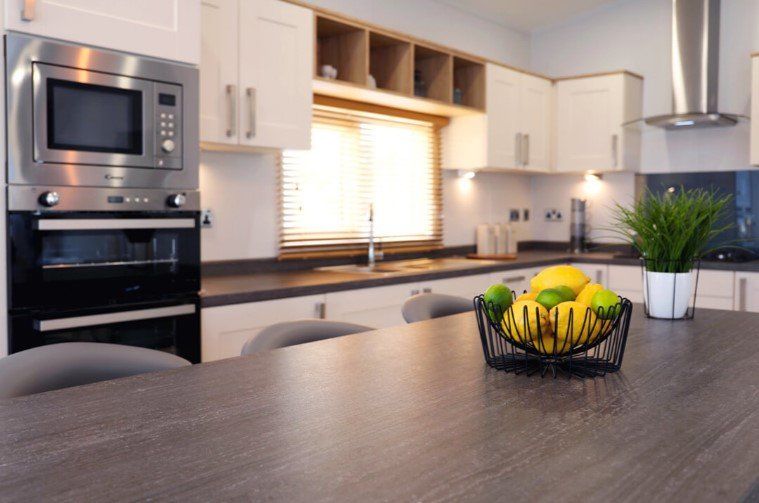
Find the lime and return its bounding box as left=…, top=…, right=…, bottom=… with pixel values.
left=535, top=288, right=565, bottom=311
left=591, top=289, right=620, bottom=319
left=553, top=285, right=576, bottom=302
left=484, top=284, right=513, bottom=321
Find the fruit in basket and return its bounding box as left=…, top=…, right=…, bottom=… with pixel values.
left=548, top=301, right=601, bottom=346
left=530, top=265, right=590, bottom=295
left=575, top=283, right=604, bottom=306
left=534, top=334, right=571, bottom=355
left=502, top=300, right=550, bottom=343
left=515, top=291, right=538, bottom=302
left=535, top=288, right=565, bottom=311
left=553, top=285, right=576, bottom=302
left=591, top=289, right=621, bottom=319
left=483, top=283, right=513, bottom=321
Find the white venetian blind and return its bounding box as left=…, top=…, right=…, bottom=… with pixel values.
left=280, top=104, right=442, bottom=258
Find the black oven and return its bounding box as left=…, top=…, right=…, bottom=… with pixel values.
left=7, top=186, right=201, bottom=362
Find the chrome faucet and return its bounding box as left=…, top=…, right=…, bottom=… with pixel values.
left=367, top=203, right=383, bottom=267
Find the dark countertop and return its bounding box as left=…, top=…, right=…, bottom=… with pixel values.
left=1, top=308, right=757, bottom=501
left=200, top=250, right=759, bottom=307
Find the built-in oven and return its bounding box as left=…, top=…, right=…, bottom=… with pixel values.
left=7, top=186, right=201, bottom=362
left=6, top=33, right=198, bottom=189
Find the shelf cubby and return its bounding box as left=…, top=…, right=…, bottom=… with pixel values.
left=412, top=44, right=452, bottom=103
left=316, top=15, right=368, bottom=85
left=369, top=31, right=413, bottom=95
left=453, top=56, right=485, bottom=110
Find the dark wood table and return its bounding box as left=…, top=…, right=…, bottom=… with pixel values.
left=1, top=308, right=758, bottom=501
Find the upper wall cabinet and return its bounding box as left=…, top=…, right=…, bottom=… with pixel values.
left=442, top=63, right=552, bottom=172
left=554, top=72, right=643, bottom=173
left=5, top=0, right=200, bottom=64
left=751, top=55, right=759, bottom=165
left=201, top=0, right=313, bottom=150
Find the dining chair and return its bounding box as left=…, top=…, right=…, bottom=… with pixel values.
left=241, top=319, right=374, bottom=355
left=402, top=293, right=474, bottom=323
left=0, top=342, right=191, bottom=399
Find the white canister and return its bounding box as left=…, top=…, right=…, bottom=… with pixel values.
left=476, top=224, right=495, bottom=255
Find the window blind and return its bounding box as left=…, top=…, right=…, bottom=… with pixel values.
left=280, top=104, right=442, bottom=258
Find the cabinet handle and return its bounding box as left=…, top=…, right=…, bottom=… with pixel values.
left=503, top=275, right=525, bottom=283
left=595, top=270, right=603, bottom=284
left=245, top=87, right=256, bottom=139
left=523, top=134, right=530, bottom=166
left=515, top=133, right=523, bottom=166
left=411, top=289, right=420, bottom=296
left=423, top=287, right=432, bottom=293
left=225, top=84, right=237, bottom=138
left=739, top=278, right=747, bottom=311
left=315, top=301, right=326, bottom=319
left=611, top=134, right=619, bottom=168
left=21, top=0, right=35, bottom=21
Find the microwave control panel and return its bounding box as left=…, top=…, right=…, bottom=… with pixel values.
left=154, top=82, right=182, bottom=170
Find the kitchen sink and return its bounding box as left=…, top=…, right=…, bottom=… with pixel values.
left=318, top=258, right=493, bottom=275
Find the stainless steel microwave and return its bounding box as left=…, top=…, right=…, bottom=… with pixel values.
left=6, top=34, right=199, bottom=189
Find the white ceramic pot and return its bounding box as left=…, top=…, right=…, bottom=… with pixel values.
left=643, top=270, right=694, bottom=319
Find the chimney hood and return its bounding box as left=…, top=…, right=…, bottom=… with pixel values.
left=644, top=0, right=740, bottom=129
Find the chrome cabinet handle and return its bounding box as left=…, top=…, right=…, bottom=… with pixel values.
left=225, top=84, right=237, bottom=138
left=523, top=134, right=530, bottom=166
left=611, top=134, right=619, bottom=168
left=595, top=270, right=603, bottom=284
left=245, top=87, right=256, bottom=139
left=315, top=301, right=326, bottom=319
left=34, top=304, right=195, bottom=332
left=515, top=133, right=523, bottom=166
left=411, top=289, right=420, bottom=296
left=422, top=287, right=432, bottom=293
left=503, top=275, right=525, bottom=283
left=21, top=0, right=36, bottom=21
left=739, top=277, right=747, bottom=311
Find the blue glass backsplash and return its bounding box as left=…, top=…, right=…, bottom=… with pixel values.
left=643, top=171, right=758, bottom=255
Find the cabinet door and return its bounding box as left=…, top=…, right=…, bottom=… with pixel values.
left=570, top=263, right=608, bottom=285
left=489, top=267, right=539, bottom=296
left=200, top=0, right=239, bottom=145
left=556, top=75, right=622, bottom=172
left=420, top=274, right=492, bottom=299
left=5, top=0, right=200, bottom=63
left=519, top=74, right=552, bottom=172
left=201, top=295, right=326, bottom=362
left=325, top=283, right=418, bottom=328
left=734, top=272, right=759, bottom=312
left=238, top=0, right=313, bottom=150
left=608, top=265, right=643, bottom=303
left=486, top=64, right=521, bottom=168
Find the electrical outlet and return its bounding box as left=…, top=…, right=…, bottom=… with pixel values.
left=201, top=208, right=214, bottom=228
left=544, top=208, right=563, bottom=222
left=523, top=208, right=530, bottom=221
left=509, top=209, right=520, bottom=222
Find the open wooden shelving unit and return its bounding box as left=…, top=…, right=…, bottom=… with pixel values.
left=313, top=13, right=485, bottom=117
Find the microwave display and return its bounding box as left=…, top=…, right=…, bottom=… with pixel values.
left=47, top=79, right=143, bottom=155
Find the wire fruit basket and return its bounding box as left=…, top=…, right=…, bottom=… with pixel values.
left=474, top=293, right=633, bottom=379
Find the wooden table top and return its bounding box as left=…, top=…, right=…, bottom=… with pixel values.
left=1, top=308, right=758, bottom=502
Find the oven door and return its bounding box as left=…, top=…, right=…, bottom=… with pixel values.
left=33, top=63, right=155, bottom=169
left=9, top=212, right=200, bottom=310
left=10, top=297, right=201, bottom=363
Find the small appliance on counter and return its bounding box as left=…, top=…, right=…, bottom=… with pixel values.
left=569, top=198, right=588, bottom=254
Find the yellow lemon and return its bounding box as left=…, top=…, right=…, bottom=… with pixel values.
left=534, top=334, right=571, bottom=355
left=576, top=283, right=604, bottom=307
left=515, top=291, right=538, bottom=302
left=502, top=300, right=551, bottom=344
left=548, top=301, right=601, bottom=346
left=530, top=265, right=590, bottom=295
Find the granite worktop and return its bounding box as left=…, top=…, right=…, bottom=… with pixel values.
left=200, top=250, right=759, bottom=307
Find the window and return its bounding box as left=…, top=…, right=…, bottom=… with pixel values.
left=280, top=103, right=442, bottom=258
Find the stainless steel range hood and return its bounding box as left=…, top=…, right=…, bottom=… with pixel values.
left=644, top=0, right=740, bottom=129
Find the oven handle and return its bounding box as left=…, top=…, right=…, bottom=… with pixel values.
left=36, top=218, right=196, bottom=231
left=34, top=304, right=196, bottom=332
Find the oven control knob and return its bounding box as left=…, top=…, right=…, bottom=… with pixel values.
left=161, top=139, right=176, bottom=153
left=39, top=191, right=60, bottom=207
left=167, top=193, right=186, bottom=208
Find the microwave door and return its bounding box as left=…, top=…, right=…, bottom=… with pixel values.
left=32, top=63, right=156, bottom=169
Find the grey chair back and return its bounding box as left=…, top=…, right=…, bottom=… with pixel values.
left=241, top=319, right=373, bottom=355
left=0, top=342, right=191, bottom=399
left=402, top=293, right=473, bottom=323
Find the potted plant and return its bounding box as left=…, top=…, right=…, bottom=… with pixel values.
left=611, top=187, right=732, bottom=319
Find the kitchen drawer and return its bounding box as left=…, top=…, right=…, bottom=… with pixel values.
left=695, top=296, right=734, bottom=311
left=571, top=263, right=608, bottom=284
left=608, top=265, right=642, bottom=293
left=695, top=270, right=734, bottom=298
left=489, top=267, right=539, bottom=295
left=325, top=283, right=416, bottom=328
left=421, top=274, right=492, bottom=299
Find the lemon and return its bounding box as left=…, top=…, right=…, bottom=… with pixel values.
left=502, top=300, right=551, bottom=344
left=548, top=301, right=601, bottom=346
left=531, top=265, right=590, bottom=296
left=575, top=283, right=604, bottom=307
left=515, top=291, right=538, bottom=302
left=534, top=334, right=571, bottom=355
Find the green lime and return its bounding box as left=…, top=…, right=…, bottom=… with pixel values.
left=553, top=285, right=576, bottom=302
left=484, top=284, right=513, bottom=321
left=591, top=289, right=620, bottom=319
left=535, top=288, right=565, bottom=311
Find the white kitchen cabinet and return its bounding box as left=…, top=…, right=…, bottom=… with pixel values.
left=201, top=0, right=313, bottom=150
left=325, top=284, right=418, bottom=328
left=201, top=294, right=326, bottom=362
left=5, top=0, right=200, bottom=64
left=420, top=273, right=492, bottom=299
left=555, top=72, right=642, bottom=173
left=734, top=272, right=759, bottom=312
left=571, top=262, right=608, bottom=285
left=608, top=264, right=643, bottom=303
left=443, top=64, right=552, bottom=172
left=489, top=267, right=540, bottom=296
left=751, top=56, right=759, bottom=166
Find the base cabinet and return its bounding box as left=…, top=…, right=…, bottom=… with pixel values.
left=489, top=267, right=540, bottom=296
left=734, top=272, right=759, bottom=312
